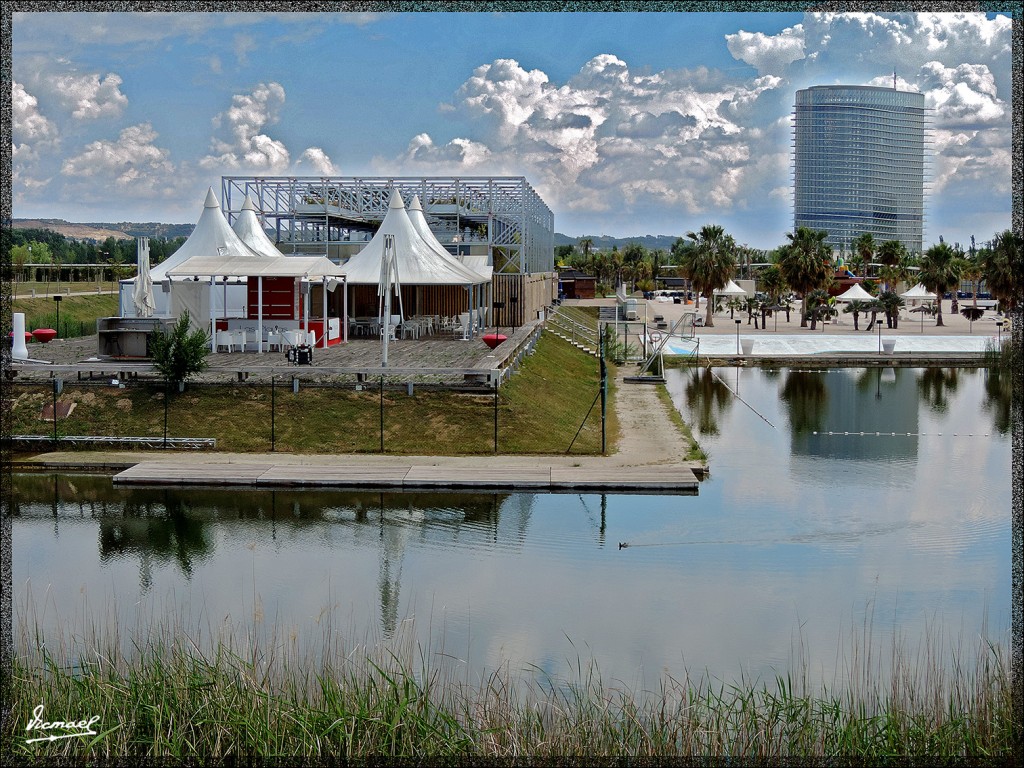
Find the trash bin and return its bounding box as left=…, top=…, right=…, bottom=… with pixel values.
left=882, top=339, right=896, bottom=355
left=740, top=339, right=755, bottom=355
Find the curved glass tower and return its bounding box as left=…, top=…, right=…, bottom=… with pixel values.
left=793, top=85, right=926, bottom=254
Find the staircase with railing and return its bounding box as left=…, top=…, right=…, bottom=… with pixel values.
left=544, top=307, right=600, bottom=357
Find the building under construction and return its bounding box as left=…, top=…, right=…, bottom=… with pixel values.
left=220, top=176, right=555, bottom=275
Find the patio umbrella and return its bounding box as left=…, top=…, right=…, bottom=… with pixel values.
left=960, top=305, right=984, bottom=333
left=132, top=240, right=156, bottom=318
left=909, top=304, right=935, bottom=332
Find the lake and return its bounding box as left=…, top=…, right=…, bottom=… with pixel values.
left=10, top=366, right=1012, bottom=694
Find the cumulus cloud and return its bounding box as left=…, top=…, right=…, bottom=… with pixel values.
left=61, top=123, right=175, bottom=191
left=297, top=147, right=337, bottom=175
left=46, top=71, right=128, bottom=119
left=726, top=25, right=805, bottom=74
left=201, top=82, right=291, bottom=172
left=12, top=81, right=59, bottom=155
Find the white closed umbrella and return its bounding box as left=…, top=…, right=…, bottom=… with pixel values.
left=132, top=238, right=156, bottom=318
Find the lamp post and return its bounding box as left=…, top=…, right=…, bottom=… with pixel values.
left=877, top=320, right=882, bottom=354
left=996, top=320, right=1004, bottom=347
left=53, top=294, right=62, bottom=338
left=509, top=295, right=519, bottom=332
left=493, top=301, right=505, bottom=341
left=735, top=318, right=741, bottom=355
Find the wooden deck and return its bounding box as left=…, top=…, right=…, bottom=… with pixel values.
left=113, top=459, right=700, bottom=494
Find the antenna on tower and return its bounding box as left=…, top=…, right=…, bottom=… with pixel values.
left=893, top=70, right=897, bottom=89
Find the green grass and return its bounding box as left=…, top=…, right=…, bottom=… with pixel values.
left=7, top=332, right=616, bottom=455
left=654, top=384, right=707, bottom=463
left=10, top=294, right=119, bottom=339
left=4, top=604, right=1011, bottom=761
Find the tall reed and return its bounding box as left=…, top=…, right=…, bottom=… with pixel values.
left=4, top=589, right=1012, bottom=761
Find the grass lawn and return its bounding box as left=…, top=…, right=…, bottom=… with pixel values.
left=9, top=331, right=617, bottom=455
left=10, top=293, right=119, bottom=338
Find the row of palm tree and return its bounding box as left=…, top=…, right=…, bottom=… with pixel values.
left=559, top=227, right=1021, bottom=330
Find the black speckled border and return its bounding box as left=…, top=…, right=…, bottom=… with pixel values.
left=0, top=3, right=1020, bottom=765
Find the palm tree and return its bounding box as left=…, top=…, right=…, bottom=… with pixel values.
left=979, top=230, right=1022, bottom=312
left=758, top=264, right=788, bottom=305
left=877, top=240, right=909, bottom=291
left=878, top=290, right=905, bottom=329
left=918, top=242, right=963, bottom=326
left=778, top=227, right=832, bottom=328
left=804, top=289, right=836, bottom=330
left=842, top=299, right=868, bottom=331
left=680, top=225, right=737, bottom=328
left=851, top=232, right=875, bottom=278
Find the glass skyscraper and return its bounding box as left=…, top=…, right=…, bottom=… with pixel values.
left=793, top=85, right=927, bottom=255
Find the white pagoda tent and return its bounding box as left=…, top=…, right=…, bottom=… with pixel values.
left=341, top=190, right=490, bottom=337
left=120, top=187, right=264, bottom=319
left=408, top=194, right=493, bottom=281
left=232, top=194, right=285, bottom=259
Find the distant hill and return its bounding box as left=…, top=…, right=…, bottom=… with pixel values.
left=12, top=219, right=194, bottom=241
left=554, top=233, right=680, bottom=252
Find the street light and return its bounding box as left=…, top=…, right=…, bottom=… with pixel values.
left=493, top=301, right=505, bottom=340
left=996, top=319, right=1004, bottom=347
left=877, top=320, right=882, bottom=354
left=735, top=318, right=741, bottom=355
left=53, top=295, right=62, bottom=338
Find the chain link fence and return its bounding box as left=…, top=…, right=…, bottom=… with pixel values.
left=6, top=335, right=608, bottom=455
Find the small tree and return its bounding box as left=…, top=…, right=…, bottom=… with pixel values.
left=150, top=311, right=210, bottom=390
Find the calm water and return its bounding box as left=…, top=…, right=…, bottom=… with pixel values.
left=11, top=366, right=1012, bottom=692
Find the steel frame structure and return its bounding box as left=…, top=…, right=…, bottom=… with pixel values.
left=221, top=176, right=554, bottom=274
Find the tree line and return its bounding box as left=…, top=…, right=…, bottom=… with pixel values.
left=8, top=229, right=187, bottom=283
left=556, top=228, right=1021, bottom=329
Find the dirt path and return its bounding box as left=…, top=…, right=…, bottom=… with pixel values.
left=611, top=365, right=693, bottom=466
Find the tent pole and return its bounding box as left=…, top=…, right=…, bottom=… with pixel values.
left=343, top=281, right=348, bottom=343
left=257, top=276, right=263, bottom=354
left=322, top=277, right=328, bottom=348
left=210, top=277, right=217, bottom=354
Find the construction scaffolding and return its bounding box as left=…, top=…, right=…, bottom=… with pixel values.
left=221, top=176, right=555, bottom=275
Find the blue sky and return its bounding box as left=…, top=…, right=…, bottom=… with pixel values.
left=11, top=10, right=1014, bottom=250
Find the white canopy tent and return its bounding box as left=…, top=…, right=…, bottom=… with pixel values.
left=167, top=254, right=345, bottom=352
left=341, top=190, right=490, bottom=337
left=714, top=280, right=748, bottom=297
left=835, top=283, right=875, bottom=302
left=408, top=194, right=494, bottom=281
left=120, top=187, right=266, bottom=318
left=900, top=283, right=937, bottom=306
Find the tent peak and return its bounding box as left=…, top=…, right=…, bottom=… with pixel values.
left=388, top=189, right=406, bottom=209
left=408, top=194, right=423, bottom=211
left=241, top=194, right=257, bottom=212
left=204, top=187, right=219, bottom=209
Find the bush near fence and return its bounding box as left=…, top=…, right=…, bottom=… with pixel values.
left=6, top=333, right=611, bottom=455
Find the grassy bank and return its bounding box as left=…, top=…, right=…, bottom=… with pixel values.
left=10, top=294, right=119, bottom=339
left=4, top=609, right=1011, bottom=761
left=7, top=331, right=614, bottom=455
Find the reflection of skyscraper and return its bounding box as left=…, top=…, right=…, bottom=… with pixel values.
left=793, top=85, right=927, bottom=254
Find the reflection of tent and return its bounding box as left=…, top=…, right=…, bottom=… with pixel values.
left=340, top=190, right=490, bottom=335
left=835, top=283, right=874, bottom=302
left=131, top=238, right=156, bottom=318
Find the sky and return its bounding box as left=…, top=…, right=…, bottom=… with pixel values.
left=10, top=9, right=1016, bottom=250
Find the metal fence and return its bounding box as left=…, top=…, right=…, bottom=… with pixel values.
left=6, top=349, right=607, bottom=456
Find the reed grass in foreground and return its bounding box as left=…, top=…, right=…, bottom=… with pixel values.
left=3, top=605, right=1012, bottom=761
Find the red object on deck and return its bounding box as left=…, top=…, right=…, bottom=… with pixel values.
left=482, top=333, right=508, bottom=349
left=32, top=328, right=58, bottom=343
left=10, top=331, right=35, bottom=343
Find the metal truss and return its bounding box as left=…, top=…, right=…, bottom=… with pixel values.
left=221, top=176, right=555, bottom=274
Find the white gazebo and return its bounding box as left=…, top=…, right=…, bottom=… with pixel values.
left=835, top=283, right=875, bottom=303
left=167, top=253, right=345, bottom=352
left=900, top=283, right=937, bottom=307
left=340, top=190, right=490, bottom=338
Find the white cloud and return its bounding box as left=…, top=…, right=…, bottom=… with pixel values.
left=61, top=123, right=175, bottom=192
left=297, top=147, right=337, bottom=175
left=47, top=71, right=128, bottom=119
left=12, top=81, right=59, bottom=154
left=201, top=82, right=291, bottom=172
left=725, top=25, right=806, bottom=74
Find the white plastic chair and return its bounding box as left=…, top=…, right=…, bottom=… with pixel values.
left=231, top=329, right=247, bottom=352
left=266, top=331, right=284, bottom=352
left=216, top=330, right=234, bottom=352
